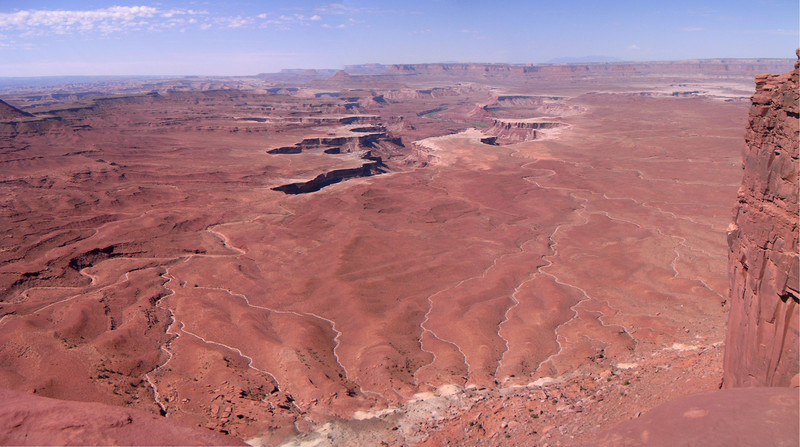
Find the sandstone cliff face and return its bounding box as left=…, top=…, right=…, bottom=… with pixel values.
left=483, top=118, right=564, bottom=144
left=724, top=54, right=799, bottom=387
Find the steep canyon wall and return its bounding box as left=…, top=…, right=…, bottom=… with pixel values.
left=724, top=53, right=799, bottom=387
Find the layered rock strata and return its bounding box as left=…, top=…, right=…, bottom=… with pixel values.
left=0, top=99, right=33, bottom=120
left=483, top=118, right=564, bottom=143
left=385, top=60, right=794, bottom=79
left=724, top=54, right=799, bottom=387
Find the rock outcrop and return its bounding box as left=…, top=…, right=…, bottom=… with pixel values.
left=0, top=99, right=33, bottom=120
left=723, top=51, right=799, bottom=388
left=588, top=51, right=800, bottom=446
left=483, top=118, right=564, bottom=143
left=0, top=389, right=246, bottom=446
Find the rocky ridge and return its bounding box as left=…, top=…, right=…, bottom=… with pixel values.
left=483, top=118, right=565, bottom=144
left=385, top=59, right=795, bottom=80
left=0, top=99, right=33, bottom=120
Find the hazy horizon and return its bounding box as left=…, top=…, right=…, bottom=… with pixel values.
left=0, top=0, right=797, bottom=77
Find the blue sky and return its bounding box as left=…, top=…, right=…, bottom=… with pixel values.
left=0, top=1, right=797, bottom=76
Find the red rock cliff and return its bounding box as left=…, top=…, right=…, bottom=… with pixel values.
left=723, top=52, right=799, bottom=387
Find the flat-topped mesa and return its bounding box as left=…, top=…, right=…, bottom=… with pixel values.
left=723, top=51, right=799, bottom=388
left=0, top=98, right=64, bottom=137
left=492, top=95, right=553, bottom=107
left=380, top=85, right=486, bottom=101
left=490, top=118, right=562, bottom=130
left=483, top=118, right=564, bottom=144
left=384, top=59, right=795, bottom=80
left=338, top=115, right=381, bottom=125
left=387, top=63, right=519, bottom=76
left=267, top=129, right=395, bottom=155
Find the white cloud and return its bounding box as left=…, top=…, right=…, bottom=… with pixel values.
left=628, top=44, right=640, bottom=50
left=216, top=16, right=254, bottom=28
left=680, top=27, right=705, bottom=31
left=0, top=5, right=358, bottom=37
left=258, top=13, right=321, bottom=29
left=0, top=6, right=206, bottom=35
